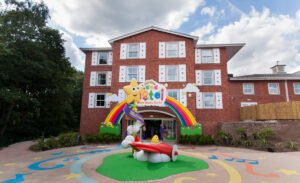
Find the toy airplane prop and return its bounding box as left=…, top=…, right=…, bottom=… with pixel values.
left=130, top=141, right=178, bottom=161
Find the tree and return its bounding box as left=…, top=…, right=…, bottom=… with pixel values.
left=0, top=0, right=81, bottom=146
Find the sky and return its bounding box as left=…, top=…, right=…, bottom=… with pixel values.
left=5, top=0, right=300, bottom=75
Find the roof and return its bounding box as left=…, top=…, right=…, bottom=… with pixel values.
left=196, top=43, right=245, bottom=61
left=80, top=47, right=112, bottom=52
left=230, top=73, right=300, bottom=81
left=108, top=26, right=199, bottom=44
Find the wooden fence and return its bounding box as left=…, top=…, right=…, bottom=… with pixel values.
left=240, top=101, right=300, bottom=121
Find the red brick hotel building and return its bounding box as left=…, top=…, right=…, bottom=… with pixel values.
left=80, top=26, right=300, bottom=140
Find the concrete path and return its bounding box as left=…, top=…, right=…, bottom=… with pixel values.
left=0, top=141, right=300, bottom=183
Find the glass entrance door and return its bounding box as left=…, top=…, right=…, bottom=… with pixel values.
left=143, top=120, right=162, bottom=140
left=162, top=120, right=176, bottom=140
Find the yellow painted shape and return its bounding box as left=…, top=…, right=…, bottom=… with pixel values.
left=151, top=135, right=159, bottom=143
left=0, top=171, right=3, bottom=174
left=4, top=163, right=16, bottom=166
left=258, top=157, right=266, bottom=160
left=173, top=176, right=196, bottom=183
left=76, top=150, right=84, bottom=153
left=184, top=151, right=242, bottom=183
left=33, top=157, right=42, bottom=160
left=63, top=173, right=81, bottom=180
left=206, top=173, right=217, bottom=177
left=279, top=169, right=300, bottom=175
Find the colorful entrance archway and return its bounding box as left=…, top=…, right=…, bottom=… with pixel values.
left=104, top=96, right=197, bottom=127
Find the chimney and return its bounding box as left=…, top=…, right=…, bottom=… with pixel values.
left=270, top=61, right=286, bottom=74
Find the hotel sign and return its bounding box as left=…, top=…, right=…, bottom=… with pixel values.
left=138, top=80, right=167, bottom=106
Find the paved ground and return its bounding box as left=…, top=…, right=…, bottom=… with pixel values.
left=0, top=141, right=300, bottom=183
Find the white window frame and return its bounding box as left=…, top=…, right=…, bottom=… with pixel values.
left=98, top=52, right=108, bottom=65
left=268, top=83, right=280, bottom=95
left=202, top=70, right=215, bottom=85
left=201, top=49, right=213, bottom=63
left=126, top=66, right=139, bottom=82
left=166, top=65, right=179, bottom=82
left=166, top=42, right=179, bottom=58
left=241, top=102, right=258, bottom=107
left=96, top=72, right=107, bottom=86
left=243, top=83, right=254, bottom=95
left=95, top=93, right=106, bottom=108
left=294, top=83, right=300, bottom=95
left=167, top=89, right=179, bottom=100
left=203, top=92, right=216, bottom=109
left=127, top=43, right=139, bottom=59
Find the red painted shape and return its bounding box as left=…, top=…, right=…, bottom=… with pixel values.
left=245, top=163, right=280, bottom=178
left=130, top=142, right=176, bottom=157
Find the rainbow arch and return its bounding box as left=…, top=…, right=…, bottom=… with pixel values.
left=104, top=96, right=197, bottom=127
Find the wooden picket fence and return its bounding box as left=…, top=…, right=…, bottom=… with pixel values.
left=240, top=101, right=300, bottom=121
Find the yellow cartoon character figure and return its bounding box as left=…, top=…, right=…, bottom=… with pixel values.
left=123, top=79, right=143, bottom=111
left=151, top=135, right=160, bottom=144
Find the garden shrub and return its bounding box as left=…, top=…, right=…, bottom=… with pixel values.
left=179, top=134, right=214, bottom=145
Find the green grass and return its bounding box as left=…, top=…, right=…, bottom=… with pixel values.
left=96, top=152, right=209, bottom=181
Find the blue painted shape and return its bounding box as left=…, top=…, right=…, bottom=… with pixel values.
left=70, top=154, right=101, bottom=183
left=225, top=158, right=235, bottom=162
left=208, top=155, right=218, bottom=160
left=1, top=173, right=31, bottom=183
left=51, top=151, right=64, bottom=156
left=63, top=157, right=80, bottom=162
left=28, top=149, right=116, bottom=171
left=236, top=159, right=246, bottom=163
left=248, top=160, right=259, bottom=165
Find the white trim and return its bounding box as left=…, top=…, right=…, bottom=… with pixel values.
left=243, top=83, right=255, bottom=95
left=294, top=82, right=300, bottom=95
left=268, top=83, right=280, bottom=95
left=203, top=92, right=216, bottom=109
left=231, top=77, right=300, bottom=81
left=94, top=93, right=106, bottom=108
left=166, top=65, right=179, bottom=82
left=165, top=42, right=179, bottom=58
left=109, top=26, right=198, bottom=43
left=126, top=66, right=139, bottom=82
left=202, top=70, right=215, bottom=86
left=138, top=110, right=176, bottom=118
left=285, top=80, right=289, bottom=102
left=241, top=102, right=257, bottom=107
left=95, top=72, right=108, bottom=86
left=127, top=43, right=140, bottom=59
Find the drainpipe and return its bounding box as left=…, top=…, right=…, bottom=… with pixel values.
left=284, top=80, right=289, bottom=102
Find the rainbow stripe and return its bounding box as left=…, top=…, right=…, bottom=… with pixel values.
left=104, top=96, right=197, bottom=126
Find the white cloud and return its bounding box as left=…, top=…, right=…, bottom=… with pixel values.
left=60, top=31, right=85, bottom=71
left=201, top=6, right=216, bottom=17
left=191, top=22, right=215, bottom=40
left=182, top=83, right=200, bottom=93
left=204, top=8, right=300, bottom=75
left=42, top=0, right=204, bottom=43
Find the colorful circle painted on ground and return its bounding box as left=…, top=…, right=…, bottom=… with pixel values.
left=96, top=152, right=209, bottom=181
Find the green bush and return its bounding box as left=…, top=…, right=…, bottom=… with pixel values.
left=179, top=134, right=214, bottom=145
left=215, top=130, right=233, bottom=145
left=57, top=132, right=78, bottom=147
left=29, top=132, right=79, bottom=152
left=82, top=133, right=121, bottom=144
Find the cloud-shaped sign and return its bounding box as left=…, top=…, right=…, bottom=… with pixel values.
left=105, top=93, right=121, bottom=103
left=182, top=83, right=199, bottom=93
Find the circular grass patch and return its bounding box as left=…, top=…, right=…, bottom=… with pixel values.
left=96, top=152, right=208, bottom=181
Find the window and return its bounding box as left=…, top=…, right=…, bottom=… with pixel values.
left=127, top=66, right=138, bottom=81
left=95, top=94, right=105, bottom=107
left=166, top=66, right=178, bottom=81
left=98, top=52, right=108, bottom=64
left=203, top=71, right=214, bottom=85
left=243, top=83, right=254, bottom=95
left=97, top=73, right=107, bottom=85
left=127, top=44, right=139, bottom=58
left=268, top=83, right=280, bottom=95
left=166, top=42, right=179, bottom=58
left=167, top=90, right=179, bottom=100
left=203, top=93, right=215, bottom=108
left=201, top=49, right=213, bottom=63
left=294, top=83, right=300, bottom=95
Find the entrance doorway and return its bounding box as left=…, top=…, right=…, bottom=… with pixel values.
left=143, top=120, right=162, bottom=140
